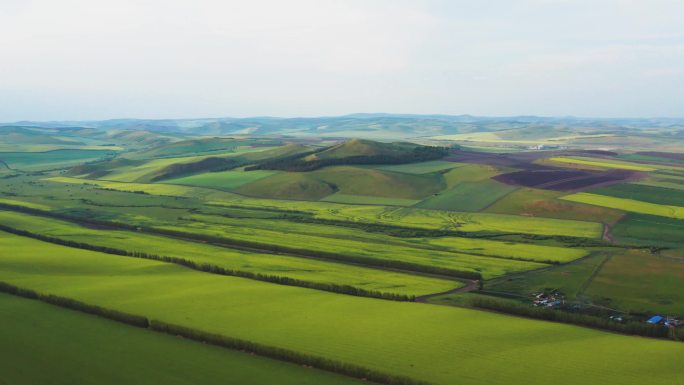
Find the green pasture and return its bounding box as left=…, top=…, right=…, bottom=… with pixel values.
left=416, top=179, right=516, bottom=211
left=442, top=164, right=500, bottom=187
left=164, top=170, right=278, bottom=190
left=481, top=254, right=607, bottom=300
left=585, top=250, right=684, bottom=315
left=1, top=232, right=683, bottom=385
left=413, top=236, right=588, bottom=263
left=611, top=214, right=684, bottom=248
left=320, top=193, right=419, bottom=206
left=486, top=188, right=625, bottom=224
left=368, top=160, right=462, bottom=174
left=635, top=178, right=684, bottom=191
left=185, top=213, right=584, bottom=265
left=308, top=206, right=603, bottom=238
left=128, top=138, right=280, bottom=159
left=0, top=293, right=360, bottom=385
left=0, top=149, right=116, bottom=171
left=546, top=156, right=657, bottom=171
left=156, top=220, right=546, bottom=279
left=45, top=175, right=603, bottom=238
left=103, top=154, right=221, bottom=182
left=562, top=193, right=684, bottom=219
left=0, top=210, right=457, bottom=296
left=590, top=183, right=684, bottom=207
left=309, top=166, right=445, bottom=199
left=46, top=176, right=240, bottom=201
left=236, top=172, right=336, bottom=200
left=617, top=153, right=684, bottom=165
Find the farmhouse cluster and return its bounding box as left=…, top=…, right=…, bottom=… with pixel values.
left=647, top=315, right=681, bottom=328
left=531, top=290, right=564, bottom=308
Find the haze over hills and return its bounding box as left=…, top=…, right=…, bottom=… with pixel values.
left=4, top=114, right=684, bottom=137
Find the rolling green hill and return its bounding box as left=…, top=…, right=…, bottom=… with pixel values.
left=248, top=139, right=449, bottom=172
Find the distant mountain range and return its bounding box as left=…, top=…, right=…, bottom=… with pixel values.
left=3, top=114, right=683, bottom=139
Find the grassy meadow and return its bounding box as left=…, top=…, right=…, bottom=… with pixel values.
left=2, top=132, right=684, bottom=385
left=0, top=210, right=458, bottom=296
left=584, top=250, right=684, bottom=315
left=1, top=231, right=683, bottom=385
left=164, top=170, right=279, bottom=190
left=0, top=293, right=362, bottom=385
left=562, top=192, right=684, bottom=219
left=0, top=149, right=116, bottom=171
left=546, top=156, right=657, bottom=171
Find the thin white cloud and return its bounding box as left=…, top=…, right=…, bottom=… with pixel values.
left=0, top=0, right=682, bottom=120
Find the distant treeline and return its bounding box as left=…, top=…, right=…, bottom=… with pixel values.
left=469, top=296, right=684, bottom=341
left=0, top=282, right=429, bottom=385
left=0, top=203, right=481, bottom=281
left=246, top=146, right=449, bottom=172
left=0, top=223, right=415, bottom=301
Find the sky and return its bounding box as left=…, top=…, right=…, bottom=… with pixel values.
left=0, top=0, right=683, bottom=121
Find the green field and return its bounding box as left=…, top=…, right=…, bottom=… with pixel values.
left=442, top=164, right=500, bottom=187
left=103, top=154, right=227, bottom=182
left=416, top=179, right=516, bottom=211
left=546, top=156, right=657, bottom=171
left=46, top=176, right=241, bottom=200
left=42, top=176, right=603, bottom=238
left=611, top=214, right=684, bottom=248
left=635, top=178, right=684, bottom=191
left=236, top=172, right=336, bottom=200
left=413, top=236, right=588, bottom=263
left=590, top=183, right=684, bottom=206
left=618, top=153, right=684, bottom=165
left=310, top=166, right=445, bottom=199
left=308, top=206, right=603, bottom=238
left=0, top=149, right=116, bottom=171
left=156, top=218, right=547, bottom=279
left=165, top=170, right=279, bottom=190
left=127, top=138, right=281, bottom=159
left=562, top=192, right=684, bottom=219
left=480, top=254, right=608, bottom=301
left=584, top=250, right=684, bottom=315
left=1, top=232, right=683, bottom=385
left=0, top=210, right=457, bottom=296
left=0, top=293, right=361, bottom=385
left=368, top=160, right=462, bottom=174
left=486, top=188, right=625, bottom=224
left=320, top=193, right=420, bottom=206
left=2, top=127, right=684, bottom=385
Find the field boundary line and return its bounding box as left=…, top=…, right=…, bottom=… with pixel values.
left=576, top=253, right=613, bottom=301
left=0, top=224, right=418, bottom=302
left=0, top=283, right=431, bottom=385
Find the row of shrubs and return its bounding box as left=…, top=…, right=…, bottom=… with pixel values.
left=0, top=223, right=415, bottom=302
left=273, top=215, right=563, bottom=265
left=149, top=320, right=430, bottom=385
left=147, top=225, right=483, bottom=280
left=0, top=203, right=482, bottom=281
left=469, top=296, right=684, bottom=341
left=0, top=281, right=149, bottom=328
left=0, top=282, right=429, bottom=385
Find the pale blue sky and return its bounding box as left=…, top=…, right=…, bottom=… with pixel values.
left=1, top=0, right=683, bottom=121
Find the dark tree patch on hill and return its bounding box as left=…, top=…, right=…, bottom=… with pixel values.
left=247, top=146, right=449, bottom=172
left=150, top=157, right=241, bottom=181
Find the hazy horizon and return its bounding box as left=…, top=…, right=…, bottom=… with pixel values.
left=2, top=0, right=683, bottom=121
left=4, top=112, right=684, bottom=126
